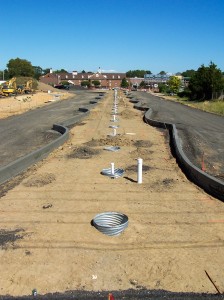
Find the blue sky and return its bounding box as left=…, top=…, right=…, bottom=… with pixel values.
left=1, top=0, right=224, bottom=74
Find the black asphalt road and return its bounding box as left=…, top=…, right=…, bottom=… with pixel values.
left=0, top=90, right=101, bottom=168
left=132, top=92, right=224, bottom=180
left=0, top=289, right=223, bottom=300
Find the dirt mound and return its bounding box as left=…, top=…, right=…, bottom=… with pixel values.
left=134, top=140, right=153, bottom=148
left=130, top=148, right=154, bottom=159
left=126, top=164, right=152, bottom=173
left=67, top=146, right=101, bottom=159
left=85, top=136, right=134, bottom=147
left=0, top=229, right=24, bottom=249
left=23, top=172, right=56, bottom=187
left=148, top=177, right=176, bottom=192
left=37, top=81, right=61, bottom=92
left=120, top=109, right=140, bottom=119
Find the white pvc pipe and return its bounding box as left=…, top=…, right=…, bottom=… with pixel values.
left=113, top=115, right=116, bottom=121
left=111, top=162, right=115, bottom=175
left=113, top=128, right=117, bottom=136
left=137, top=158, right=143, bottom=184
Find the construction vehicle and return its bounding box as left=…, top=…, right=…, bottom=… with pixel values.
left=2, top=77, right=17, bottom=96
left=17, top=79, right=33, bottom=94
left=23, top=79, right=33, bottom=93
left=0, top=84, right=4, bottom=96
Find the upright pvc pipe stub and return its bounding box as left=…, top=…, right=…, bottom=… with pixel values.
left=137, top=158, right=143, bottom=184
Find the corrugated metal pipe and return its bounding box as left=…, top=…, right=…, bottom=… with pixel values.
left=92, top=212, right=128, bottom=236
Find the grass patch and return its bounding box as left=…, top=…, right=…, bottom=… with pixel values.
left=177, top=99, right=224, bottom=116
left=187, top=100, right=224, bottom=116
left=162, top=94, right=224, bottom=116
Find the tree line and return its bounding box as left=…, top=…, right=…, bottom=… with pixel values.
left=124, top=63, right=224, bottom=101
left=1, top=58, right=223, bottom=100
left=0, top=58, right=69, bottom=81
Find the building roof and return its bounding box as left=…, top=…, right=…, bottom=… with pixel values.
left=41, top=71, right=126, bottom=81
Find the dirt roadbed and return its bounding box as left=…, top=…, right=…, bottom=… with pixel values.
left=0, top=90, right=71, bottom=119
left=0, top=91, right=224, bottom=297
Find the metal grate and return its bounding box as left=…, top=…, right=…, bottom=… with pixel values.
left=101, top=167, right=124, bottom=178
left=104, top=146, right=121, bottom=152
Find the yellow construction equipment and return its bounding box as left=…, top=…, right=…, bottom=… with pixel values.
left=23, top=79, right=33, bottom=93
left=0, top=84, right=4, bottom=96
left=2, top=77, right=17, bottom=96
left=17, top=79, right=33, bottom=94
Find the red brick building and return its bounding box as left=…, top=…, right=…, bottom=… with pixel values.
left=40, top=70, right=128, bottom=89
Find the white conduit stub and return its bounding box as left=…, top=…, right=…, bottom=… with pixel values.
left=137, top=158, right=143, bottom=184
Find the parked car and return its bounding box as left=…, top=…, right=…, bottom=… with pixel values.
left=54, top=84, right=69, bottom=90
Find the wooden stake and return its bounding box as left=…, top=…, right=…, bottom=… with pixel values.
left=205, top=270, right=221, bottom=294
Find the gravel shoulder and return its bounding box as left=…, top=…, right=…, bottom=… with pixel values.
left=0, top=91, right=224, bottom=297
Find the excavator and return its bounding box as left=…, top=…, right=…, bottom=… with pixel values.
left=23, top=79, right=33, bottom=93
left=2, top=77, right=17, bottom=96
left=17, top=79, right=33, bottom=94
left=0, top=84, right=4, bottom=96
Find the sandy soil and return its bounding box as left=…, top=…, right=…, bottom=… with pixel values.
left=0, top=90, right=224, bottom=297
left=0, top=86, right=72, bottom=119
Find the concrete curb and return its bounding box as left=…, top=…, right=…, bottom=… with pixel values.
left=0, top=97, right=103, bottom=186
left=131, top=98, right=224, bottom=201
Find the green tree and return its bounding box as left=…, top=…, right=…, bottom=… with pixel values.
left=188, top=62, right=224, bottom=100
left=42, top=68, right=51, bottom=75
left=120, top=78, right=129, bottom=88
left=167, top=76, right=181, bottom=94
left=7, top=58, right=34, bottom=78
left=2, top=69, right=9, bottom=80
left=139, top=81, right=147, bottom=88
left=92, top=80, right=101, bottom=87
left=158, top=83, right=170, bottom=93
left=81, top=80, right=91, bottom=88
left=33, top=66, right=43, bottom=80
left=0, top=70, right=8, bottom=80
left=181, top=69, right=195, bottom=78
left=61, top=80, right=69, bottom=86
left=54, top=69, right=68, bottom=73
left=126, top=70, right=148, bottom=78
left=159, top=71, right=166, bottom=75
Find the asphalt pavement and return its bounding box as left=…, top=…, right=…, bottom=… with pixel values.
left=132, top=91, right=224, bottom=180
left=1, top=89, right=223, bottom=181
left=0, top=90, right=100, bottom=167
